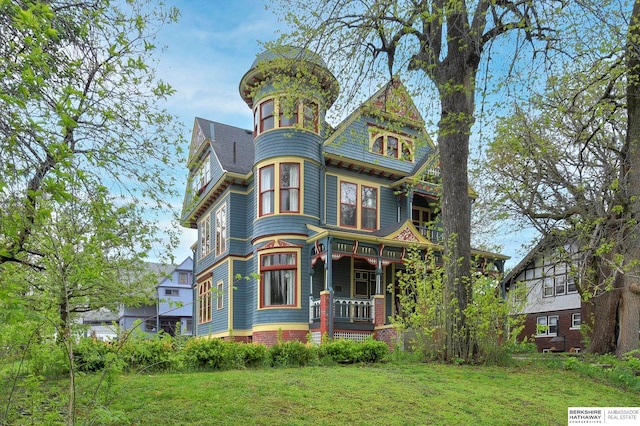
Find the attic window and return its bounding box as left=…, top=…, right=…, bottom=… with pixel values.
left=369, top=130, right=414, bottom=162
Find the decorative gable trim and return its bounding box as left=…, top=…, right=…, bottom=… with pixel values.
left=383, top=220, right=429, bottom=244
left=257, top=239, right=302, bottom=251
left=364, top=78, right=424, bottom=128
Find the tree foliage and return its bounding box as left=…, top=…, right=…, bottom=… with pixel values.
left=0, top=1, right=182, bottom=317
left=484, top=1, right=640, bottom=355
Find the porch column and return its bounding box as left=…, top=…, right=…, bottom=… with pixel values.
left=373, top=295, right=385, bottom=327
left=319, top=290, right=331, bottom=337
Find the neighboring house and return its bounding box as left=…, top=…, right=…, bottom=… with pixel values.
left=181, top=47, right=507, bottom=346
left=502, top=236, right=583, bottom=352
left=81, top=307, right=119, bottom=341
left=118, top=257, right=194, bottom=336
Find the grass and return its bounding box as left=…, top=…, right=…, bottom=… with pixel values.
left=42, top=361, right=638, bottom=425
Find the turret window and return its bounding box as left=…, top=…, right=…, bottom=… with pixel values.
left=260, top=100, right=275, bottom=132
left=254, top=97, right=319, bottom=135
left=259, top=161, right=302, bottom=217
left=259, top=165, right=275, bottom=216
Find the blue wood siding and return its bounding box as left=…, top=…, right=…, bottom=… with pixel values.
left=232, top=259, right=250, bottom=330
left=303, top=161, right=321, bottom=222
left=255, top=129, right=322, bottom=164
left=325, top=174, right=337, bottom=225
left=379, top=186, right=400, bottom=227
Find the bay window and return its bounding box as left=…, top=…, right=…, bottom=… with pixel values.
left=260, top=165, right=274, bottom=216
left=280, top=163, right=299, bottom=212
left=261, top=252, right=297, bottom=307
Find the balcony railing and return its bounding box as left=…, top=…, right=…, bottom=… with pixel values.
left=309, top=297, right=374, bottom=323
left=415, top=226, right=443, bottom=243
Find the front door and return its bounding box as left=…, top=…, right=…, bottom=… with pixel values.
left=354, top=269, right=376, bottom=298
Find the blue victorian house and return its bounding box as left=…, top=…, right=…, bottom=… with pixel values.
left=181, top=47, right=507, bottom=346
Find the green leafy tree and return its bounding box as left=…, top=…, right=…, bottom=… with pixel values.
left=392, top=247, right=524, bottom=364
left=484, top=2, right=640, bottom=355
left=0, top=1, right=182, bottom=311
left=269, top=0, right=564, bottom=361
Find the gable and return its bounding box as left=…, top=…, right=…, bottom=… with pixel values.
left=364, top=78, right=425, bottom=128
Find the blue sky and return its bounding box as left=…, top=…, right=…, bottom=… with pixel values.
left=155, top=0, right=526, bottom=268
left=153, top=0, right=279, bottom=263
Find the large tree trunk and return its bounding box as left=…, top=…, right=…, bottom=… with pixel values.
left=617, top=0, right=640, bottom=356
left=585, top=260, right=621, bottom=354
left=432, top=13, right=480, bottom=361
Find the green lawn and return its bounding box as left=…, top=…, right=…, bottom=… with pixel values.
left=63, top=363, right=639, bottom=425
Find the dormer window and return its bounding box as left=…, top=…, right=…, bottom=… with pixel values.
left=191, top=155, right=211, bottom=195
left=370, top=130, right=414, bottom=162
left=254, top=97, right=319, bottom=136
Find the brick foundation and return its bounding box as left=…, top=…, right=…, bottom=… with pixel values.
left=252, top=329, right=309, bottom=346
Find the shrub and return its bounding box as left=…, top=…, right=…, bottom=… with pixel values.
left=73, top=338, right=116, bottom=372
left=268, top=340, right=311, bottom=367
left=183, top=338, right=232, bottom=370
left=119, top=333, right=177, bottom=372
left=322, top=338, right=389, bottom=364
left=233, top=342, right=268, bottom=368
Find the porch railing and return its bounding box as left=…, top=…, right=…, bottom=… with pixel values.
left=309, top=297, right=374, bottom=323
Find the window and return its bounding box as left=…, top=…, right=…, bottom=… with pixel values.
left=280, top=163, right=299, bottom=212
left=572, top=313, right=581, bottom=329
left=198, top=279, right=212, bottom=324
left=361, top=186, right=377, bottom=230
left=215, top=204, right=227, bottom=255
left=185, top=320, right=193, bottom=334
left=340, top=182, right=357, bottom=227
left=369, top=131, right=414, bottom=162
left=340, top=181, right=378, bottom=230
left=536, top=315, right=558, bottom=336
left=192, top=155, right=211, bottom=194
left=260, top=165, right=274, bottom=216
left=164, top=289, right=179, bottom=296
left=279, top=98, right=298, bottom=127
left=555, top=275, right=566, bottom=295
left=178, top=272, right=189, bottom=285
left=254, top=97, right=320, bottom=135
left=200, top=214, right=211, bottom=258
left=542, top=277, right=554, bottom=297
left=260, top=99, right=275, bottom=132
left=567, top=277, right=578, bottom=293
left=303, top=103, right=319, bottom=132
left=217, top=281, right=224, bottom=310
left=261, top=253, right=297, bottom=307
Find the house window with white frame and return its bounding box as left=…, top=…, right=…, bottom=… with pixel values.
left=542, top=277, right=554, bottom=297
left=260, top=252, right=297, bottom=307
left=571, top=313, right=581, bottom=329
left=215, top=204, right=227, bottom=255
left=164, top=289, right=179, bottom=296
left=536, top=315, right=558, bottom=336
left=192, top=155, right=211, bottom=195
left=199, top=213, right=211, bottom=258
left=178, top=272, right=189, bottom=285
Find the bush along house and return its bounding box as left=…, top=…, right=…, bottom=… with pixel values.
left=181, top=46, right=508, bottom=346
